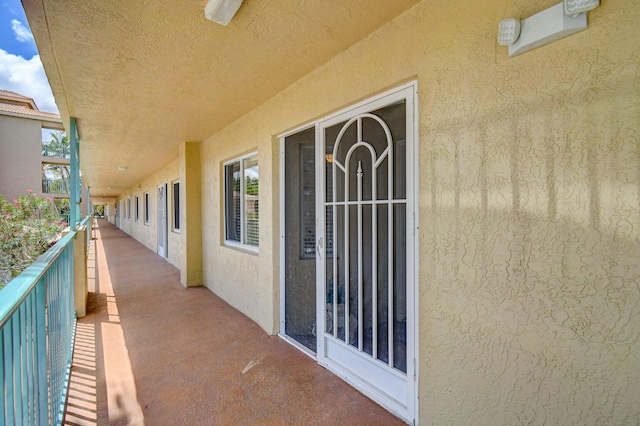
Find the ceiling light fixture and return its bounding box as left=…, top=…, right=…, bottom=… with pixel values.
left=118, top=166, right=127, bottom=172
left=204, top=0, right=243, bottom=26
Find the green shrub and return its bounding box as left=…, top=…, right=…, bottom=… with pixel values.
left=0, top=190, right=66, bottom=287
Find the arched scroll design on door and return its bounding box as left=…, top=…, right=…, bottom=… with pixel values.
left=327, top=112, right=404, bottom=370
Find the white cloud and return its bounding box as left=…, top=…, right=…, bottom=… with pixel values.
left=11, top=19, right=34, bottom=43
left=2, top=2, right=19, bottom=16
left=0, top=49, right=58, bottom=113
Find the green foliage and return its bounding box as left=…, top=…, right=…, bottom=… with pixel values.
left=245, top=177, right=259, bottom=196
left=54, top=198, right=71, bottom=215
left=42, top=131, right=71, bottom=195
left=0, top=191, right=66, bottom=287
left=94, top=205, right=105, bottom=217
left=42, top=130, right=70, bottom=157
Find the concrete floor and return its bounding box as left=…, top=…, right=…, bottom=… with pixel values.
left=63, top=219, right=404, bottom=426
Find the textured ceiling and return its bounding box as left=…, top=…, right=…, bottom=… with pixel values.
left=22, top=0, right=421, bottom=197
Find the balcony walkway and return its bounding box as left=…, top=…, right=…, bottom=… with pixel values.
left=63, top=219, right=402, bottom=425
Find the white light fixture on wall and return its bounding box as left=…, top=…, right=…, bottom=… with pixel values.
left=204, top=0, right=243, bottom=26
left=498, top=18, right=521, bottom=46
left=564, top=0, right=600, bottom=16
left=498, top=2, right=597, bottom=57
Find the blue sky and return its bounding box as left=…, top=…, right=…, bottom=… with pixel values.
left=0, top=0, right=58, bottom=113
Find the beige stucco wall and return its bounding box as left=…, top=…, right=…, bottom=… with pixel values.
left=179, top=142, right=203, bottom=287
left=197, top=0, right=639, bottom=424
left=116, top=158, right=181, bottom=270
left=201, top=143, right=270, bottom=328
left=0, top=115, right=45, bottom=201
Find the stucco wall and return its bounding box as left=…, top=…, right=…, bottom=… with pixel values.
left=116, top=158, right=181, bottom=270
left=199, top=0, right=639, bottom=424
left=0, top=115, right=44, bottom=201
left=201, top=143, right=268, bottom=328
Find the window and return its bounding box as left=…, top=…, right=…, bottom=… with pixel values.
left=135, top=195, right=140, bottom=222
left=127, top=197, right=131, bottom=220
left=144, top=192, right=150, bottom=224
left=224, top=153, right=259, bottom=249
left=172, top=180, right=180, bottom=232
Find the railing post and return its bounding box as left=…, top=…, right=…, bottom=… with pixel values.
left=35, top=279, right=48, bottom=425
left=71, top=223, right=88, bottom=318
left=69, top=117, right=80, bottom=228
left=87, top=186, right=92, bottom=217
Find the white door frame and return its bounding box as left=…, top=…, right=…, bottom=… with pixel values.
left=157, top=183, right=168, bottom=258
left=278, top=81, right=419, bottom=424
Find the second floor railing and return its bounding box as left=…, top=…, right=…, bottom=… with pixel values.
left=59, top=213, right=70, bottom=226
left=43, top=177, right=70, bottom=195
left=42, top=142, right=70, bottom=159
left=0, top=231, right=77, bottom=425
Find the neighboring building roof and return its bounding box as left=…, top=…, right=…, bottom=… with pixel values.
left=0, top=89, right=34, bottom=100
left=0, top=89, right=61, bottom=121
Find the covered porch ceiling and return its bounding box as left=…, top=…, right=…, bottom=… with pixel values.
left=23, top=0, right=421, bottom=198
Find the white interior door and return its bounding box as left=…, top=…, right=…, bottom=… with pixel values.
left=316, top=85, right=417, bottom=423
left=157, top=183, right=167, bottom=258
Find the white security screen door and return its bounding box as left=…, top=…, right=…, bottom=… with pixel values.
left=157, top=183, right=168, bottom=258
left=316, top=85, right=417, bottom=423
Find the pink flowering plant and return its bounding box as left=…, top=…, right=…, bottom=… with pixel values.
left=0, top=191, right=66, bottom=287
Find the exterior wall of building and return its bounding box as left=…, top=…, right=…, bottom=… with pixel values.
left=0, top=115, right=44, bottom=201
left=106, top=0, right=639, bottom=422
left=0, top=111, right=82, bottom=220
left=201, top=142, right=268, bottom=329
left=194, top=0, right=639, bottom=424
left=116, top=158, right=181, bottom=270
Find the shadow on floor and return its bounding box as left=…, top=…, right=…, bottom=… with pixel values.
left=64, top=219, right=403, bottom=425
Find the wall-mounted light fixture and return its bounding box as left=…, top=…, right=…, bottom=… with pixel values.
left=204, top=0, right=243, bottom=26
left=564, top=0, right=599, bottom=16
left=498, top=1, right=599, bottom=57
left=498, top=18, right=521, bottom=46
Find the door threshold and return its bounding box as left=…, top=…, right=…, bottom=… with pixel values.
left=277, top=333, right=317, bottom=360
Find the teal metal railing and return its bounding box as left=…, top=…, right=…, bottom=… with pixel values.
left=0, top=231, right=77, bottom=425
left=59, top=213, right=71, bottom=226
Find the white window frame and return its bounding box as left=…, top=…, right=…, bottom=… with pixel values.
left=223, top=151, right=259, bottom=252
left=127, top=196, right=131, bottom=220
left=172, top=180, right=180, bottom=233
left=144, top=191, right=150, bottom=225
left=135, top=195, right=140, bottom=222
